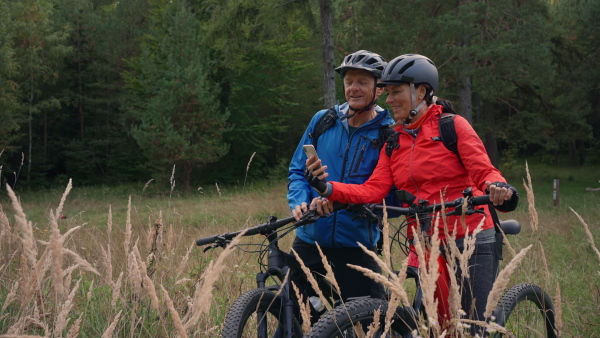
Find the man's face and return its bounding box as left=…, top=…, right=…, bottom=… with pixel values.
left=343, top=69, right=377, bottom=109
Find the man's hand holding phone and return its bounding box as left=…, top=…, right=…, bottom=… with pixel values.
left=303, top=145, right=329, bottom=195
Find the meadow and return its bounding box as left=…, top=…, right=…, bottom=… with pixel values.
left=0, top=161, right=599, bottom=337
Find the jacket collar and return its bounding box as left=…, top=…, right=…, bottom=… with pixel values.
left=337, top=102, right=390, bottom=129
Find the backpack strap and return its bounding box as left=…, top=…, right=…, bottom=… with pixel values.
left=308, top=107, right=338, bottom=149
left=370, top=126, right=395, bottom=149
left=438, top=113, right=459, bottom=156
left=385, top=131, right=400, bottom=157
left=385, top=113, right=459, bottom=158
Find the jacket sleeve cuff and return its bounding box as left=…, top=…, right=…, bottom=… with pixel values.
left=321, top=182, right=333, bottom=197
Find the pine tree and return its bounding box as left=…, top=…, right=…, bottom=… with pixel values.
left=124, top=0, right=229, bottom=191
left=52, top=0, right=151, bottom=183
left=10, top=0, right=70, bottom=183
left=0, top=0, right=21, bottom=151
left=188, top=0, right=313, bottom=183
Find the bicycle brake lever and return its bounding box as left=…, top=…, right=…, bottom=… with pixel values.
left=202, top=245, right=215, bottom=253
left=446, top=207, right=485, bottom=217
left=465, top=208, right=486, bottom=216
left=202, top=236, right=231, bottom=252
left=299, top=209, right=321, bottom=224
left=362, top=205, right=380, bottom=223
left=445, top=210, right=462, bottom=217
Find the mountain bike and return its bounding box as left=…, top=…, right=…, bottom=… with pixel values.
left=196, top=206, right=346, bottom=338
left=304, top=188, right=557, bottom=338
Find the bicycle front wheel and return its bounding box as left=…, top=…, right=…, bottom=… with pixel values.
left=304, top=297, right=416, bottom=338
left=221, top=287, right=303, bottom=338
left=491, top=282, right=557, bottom=338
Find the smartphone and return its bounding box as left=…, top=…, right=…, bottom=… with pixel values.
left=303, top=144, right=322, bottom=170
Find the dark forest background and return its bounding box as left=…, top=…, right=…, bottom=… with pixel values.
left=0, top=0, right=598, bottom=192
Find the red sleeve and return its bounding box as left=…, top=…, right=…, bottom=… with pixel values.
left=329, top=146, right=394, bottom=204
left=454, top=115, right=506, bottom=191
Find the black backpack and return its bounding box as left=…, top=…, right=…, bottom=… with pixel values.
left=307, top=108, right=465, bottom=256
left=308, top=107, right=394, bottom=151
left=308, top=107, right=460, bottom=156
left=384, top=112, right=459, bottom=157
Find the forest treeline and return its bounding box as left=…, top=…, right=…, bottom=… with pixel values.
left=0, top=0, right=598, bottom=191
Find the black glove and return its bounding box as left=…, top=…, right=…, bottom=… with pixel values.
left=488, top=181, right=519, bottom=212
left=304, top=166, right=328, bottom=195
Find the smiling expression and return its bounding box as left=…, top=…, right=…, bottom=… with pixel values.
left=343, top=69, right=382, bottom=109
left=384, top=84, right=426, bottom=121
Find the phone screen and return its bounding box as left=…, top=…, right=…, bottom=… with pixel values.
left=303, top=144, right=322, bottom=170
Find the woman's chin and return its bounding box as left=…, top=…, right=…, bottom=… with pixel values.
left=394, top=113, right=407, bottom=121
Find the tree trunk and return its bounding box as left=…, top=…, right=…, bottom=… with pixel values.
left=27, top=74, right=33, bottom=184
left=482, top=100, right=499, bottom=168
left=320, top=0, right=336, bottom=108
left=350, top=6, right=358, bottom=51
left=77, top=17, right=84, bottom=139
left=44, top=111, right=47, bottom=162
left=182, top=162, right=194, bottom=194
left=457, top=35, right=473, bottom=124
left=568, top=141, right=581, bottom=166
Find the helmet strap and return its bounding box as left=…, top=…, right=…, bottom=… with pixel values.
left=344, top=80, right=380, bottom=120
left=402, top=83, right=427, bottom=125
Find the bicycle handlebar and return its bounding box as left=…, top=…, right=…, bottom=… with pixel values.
left=195, top=202, right=347, bottom=247
left=195, top=193, right=492, bottom=247
left=194, top=215, right=298, bottom=246
left=369, top=194, right=491, bottom=216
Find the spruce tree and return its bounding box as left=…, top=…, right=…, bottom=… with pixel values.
left=0, top=0, right=21, bottom=152
left=10, top=0, right=70, bottom=184
left=124, top=0, right=229, bottom=191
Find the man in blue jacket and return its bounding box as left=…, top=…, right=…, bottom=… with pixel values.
left=288, top=50, right=393, bottom=305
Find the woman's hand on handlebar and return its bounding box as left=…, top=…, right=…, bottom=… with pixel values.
left=486, top=181, right=519, bottom=211
left=310, top=196, right=334, bottom=216
left=292, top=202, right=309, bottom=222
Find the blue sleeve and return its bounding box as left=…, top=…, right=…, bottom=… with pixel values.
left=287, top=112, right=323, bottom=211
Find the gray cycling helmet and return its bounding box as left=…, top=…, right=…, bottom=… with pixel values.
left=335, top=50, right=387, bottom=79
left=378, top=54, right=439, bottom=124
left=377, top=54, right=438, bottom=91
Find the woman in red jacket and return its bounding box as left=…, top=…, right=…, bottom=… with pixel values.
left=304, top=54, right=519, bottom=335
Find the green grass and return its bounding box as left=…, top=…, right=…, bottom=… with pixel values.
left=502, top=160, right=600, bottom=212
left=499, top=160, right=600, bottom=335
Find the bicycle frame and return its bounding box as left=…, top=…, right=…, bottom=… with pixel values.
left=197, top=210, right=344, bottom=338
left=362, top=188, right=518, bottom=331
left=303, top=191, right=555, bottom=338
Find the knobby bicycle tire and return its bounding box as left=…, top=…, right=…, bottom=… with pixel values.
left=304, top=297, right=417, bottom=338
left=221, top=287, right=303, bottom=338
left=491, top=282, right=557, bottom=338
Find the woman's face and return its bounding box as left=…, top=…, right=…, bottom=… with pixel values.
left=385, top=84, right=426, bottom=121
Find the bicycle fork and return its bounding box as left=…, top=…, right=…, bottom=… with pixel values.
left=254, top=230, right=296, bottom=338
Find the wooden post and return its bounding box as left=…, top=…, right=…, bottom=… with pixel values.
left=553, top=179, right=560, bottom=208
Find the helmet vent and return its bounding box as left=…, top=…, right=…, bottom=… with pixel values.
left=364, top=58, right=376, bottom=65
left=398, top=60, right=415, bottom=75
left=355, top=55, right=365, bottom=62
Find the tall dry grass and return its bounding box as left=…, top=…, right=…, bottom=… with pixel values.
left=325, top=162, right=582, bottom=337
left=0, top=163, right=598, bottom=337
left=0, top=179, right=278, bottom=337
